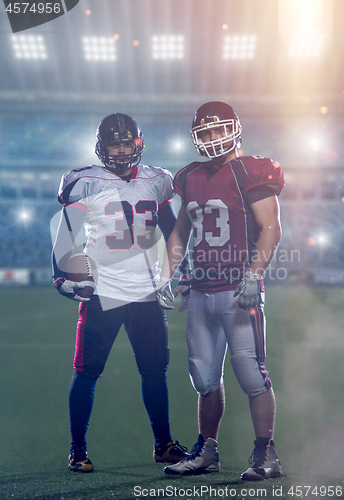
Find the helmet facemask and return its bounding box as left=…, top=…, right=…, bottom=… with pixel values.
left=191, top=117, right=242, bottom=159
left=105, top=137, right=143, bottom=172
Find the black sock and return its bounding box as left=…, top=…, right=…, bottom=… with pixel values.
left=255, top=436, right=270, bottom=448
left=69, top=370, right=97, bottom=451
left=141, top=373, right=172, bottom=449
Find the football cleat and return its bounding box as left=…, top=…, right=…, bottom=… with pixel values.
left=68, top=447, right=94, bottom=472
left=241, top=439, right=282, bottom=481
left=153, top=441, right=190, bottom=463
left=164, top=434, right=220, bottom=475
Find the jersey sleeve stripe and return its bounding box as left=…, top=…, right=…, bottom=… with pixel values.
left=62, top=201, right=88, bottom=212
left=158, top=199, right=172, bottom=210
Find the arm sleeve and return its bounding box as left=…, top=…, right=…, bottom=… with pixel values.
left=158, top=203, right=192, bottom=276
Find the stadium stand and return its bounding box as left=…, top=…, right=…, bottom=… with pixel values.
left=1, top=166, right=344, bottom=286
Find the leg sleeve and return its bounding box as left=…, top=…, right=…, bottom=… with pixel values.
left=69, top=369, right=97, bottom=451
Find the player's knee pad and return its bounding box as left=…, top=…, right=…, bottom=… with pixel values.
left=188, top=359, right=223, bottom=396
left=230, top=352, right=270, bottom=397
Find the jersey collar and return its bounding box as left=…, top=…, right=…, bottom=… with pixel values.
left=130, top=166, right=138, bottom=180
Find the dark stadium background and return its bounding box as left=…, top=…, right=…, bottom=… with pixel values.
left=1, top=1, right=344, bottom=499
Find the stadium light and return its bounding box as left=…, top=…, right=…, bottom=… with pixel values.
left=278, top=0, right=331, bottom=58
left=171, top=140, right=185, bottom=152
left=151, top=36, right=184, bottom=60
left=317, top=234, right=329, bottom=245
left=288, top=33, right=324, bottom=58
left=308, top=234, right=329, bottom=246
left=222, top=35, right=257, bottom=60
left=83, top=37, right=116, bottom=61
left=278, top=0, right=324, bottom=34
left=11, top=35, right=47, bottom=60
left=17, top=209, right=32, bottom=223
left=310, top=137, right=321, bottom=152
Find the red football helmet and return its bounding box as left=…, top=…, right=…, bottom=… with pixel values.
left=190, top=101, right=242, bottom=159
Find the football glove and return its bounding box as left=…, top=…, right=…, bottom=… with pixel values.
left=173, top=274, right=192, bottom=312
left=156, top=278, right=175, bottom=310
left=53, top=277, right=94, bottom=302
left=233, top=270, right=262, bottom=310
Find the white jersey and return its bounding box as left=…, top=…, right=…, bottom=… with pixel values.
left=58, top=164, right=173, bottom=306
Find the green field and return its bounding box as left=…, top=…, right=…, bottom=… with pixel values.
left=1, top=286, right=344, bottom=500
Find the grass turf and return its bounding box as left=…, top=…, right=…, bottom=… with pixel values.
left=0, top=286, right=344, bottom=499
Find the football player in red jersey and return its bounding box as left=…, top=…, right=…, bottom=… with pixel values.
left=157, top=102, right=285, bottom=480
left=52, top=113, right=191, bottom=472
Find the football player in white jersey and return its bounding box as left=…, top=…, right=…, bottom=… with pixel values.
left=52, top=113, right=191, bottom=472
left=157, top=102, right=284, bottom=480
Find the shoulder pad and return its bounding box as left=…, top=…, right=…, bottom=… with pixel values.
left=137, top=164, right=173, bottom=179
left=57, top=165, right=100, bottom=204
left=241, top=156, right=285, bottom=196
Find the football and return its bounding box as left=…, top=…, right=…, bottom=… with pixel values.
left=65, top=252, right=98, bottom=298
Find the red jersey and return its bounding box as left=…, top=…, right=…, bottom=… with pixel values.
left=173, top=156, right=285, bottom=292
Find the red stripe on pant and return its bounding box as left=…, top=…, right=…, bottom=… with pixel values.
left=251, top=307, right=272, bottom=389
left=74, top=301, right=88, bottom=372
